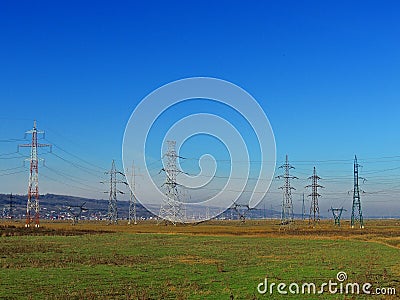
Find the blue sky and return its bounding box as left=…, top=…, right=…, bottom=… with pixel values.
left=1, top=1, right=400, bottom=217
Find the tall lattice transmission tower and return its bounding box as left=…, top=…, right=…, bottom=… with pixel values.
left=301, top=193, right=306, bottom=220
left=19, top=120, right=51, bottom=228
left=127, top=162, right=140, bottom=225
left=351, top=155, right=364, bottom=228
left=103, top=160, right=127, bottom=224
left=306, top=167, right=323, bottom=225
left=277, top=155, right=297, bottom=225
left=159, top=140, right=186, bottom=225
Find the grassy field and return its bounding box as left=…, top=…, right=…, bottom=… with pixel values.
left=0, top=220, right=399, bottom=299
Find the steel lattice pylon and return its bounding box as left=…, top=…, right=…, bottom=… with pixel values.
left=277, top=155, right=297, bottom=225
left=329, top=207, right=346, bottom=226
left=127, top=162, right=139, bottom=225
left=128, top=187, right=137, bottom=225
left=104, top=160, right=127, bottom=224
left=351, top=155, right=364, bottom=228
left=306, top=167, right=324, bottom=225
left=19, top=120, right=51, bottom=228
left=66, top=202, right=88, bottom=225
left=158, top=140, right=186, bottom=225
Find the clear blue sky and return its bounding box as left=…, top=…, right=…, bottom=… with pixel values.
left=1, top=1, right=399, bottom=217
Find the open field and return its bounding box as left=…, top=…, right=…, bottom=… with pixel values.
left=0, top=220, right=399, bottom=299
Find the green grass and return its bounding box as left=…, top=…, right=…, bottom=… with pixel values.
left=0, top=233, right=398, bottom=299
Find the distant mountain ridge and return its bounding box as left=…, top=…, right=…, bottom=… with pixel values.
left=4, top=193, right=394, bottom=220
left=0, top=193, right=153, bottom=220
left=0, top=193, right=284, bottom=221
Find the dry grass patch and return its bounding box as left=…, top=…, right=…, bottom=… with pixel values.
left=176, top=255, right=222, bottom=265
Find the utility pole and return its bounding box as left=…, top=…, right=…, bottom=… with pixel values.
left=277, top=155, right=297, bottom=225
left=19, top=120, right=51, bottom=228
left=306, top=167, right=324, bottom=225
left=158, top=140, right=186, bottom=225
left=103, top=160, right=127, bottom=224
left=329, top=207, right=346, bottom=226
left=351, top=155, right=364, bottom=228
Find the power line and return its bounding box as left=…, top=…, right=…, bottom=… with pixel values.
left=49, top=152, right=105, bottom=179
left=0, top=150, right=20, bottom=157
left=0, top=138, right=26, bottom=143
left=43, top=166, right=101, bottom=192
left=40, top=172, right=102, bottom=194
left=0, top=155, right=25, bottom=160
left=0, top=166, right=25, bottom=173
left=182, top=155, right=400, bottom=165
left=0, top=169, right=27, bottom=177
left=44, top=138, right=107, bottom=172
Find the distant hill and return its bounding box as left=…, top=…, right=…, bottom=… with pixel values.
left=0, top=193, right=154, bottom=220
left=1, top=193, right=342, bottom=221
left=0, top=193, right=286, bottom=221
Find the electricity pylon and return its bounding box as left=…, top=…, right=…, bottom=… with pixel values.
left=103, top=160, right=127, bottom=224
left=351, top=155, right=364, bottom=228
left=8, top=193, right=15, bottom=219
left=306, top=167, right=323, bottom=225
left=158, top=140, right=186, bottom=225
left=127, top=162, right=141, bottom=225
left=329, top=207, right=346, bottom=226
left=128, top=180, right=137, bottom=225
left=297, top=193, right=307, bottom=220
left=230, top=202, right=253, bottom=223
left=66, top=202, right=88, bottom=225
left=276, top=155, right=297, bottom=225
left=19, top=120, right=51, bottom=228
